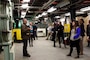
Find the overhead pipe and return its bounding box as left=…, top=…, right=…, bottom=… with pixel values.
left=56, top=0, right=70, bottom=8
left=35, top=0, right=56, bottom=16
left=24, top=0, right=36, bottom=18
left=41, top=0, right=56, bottom=10
left=56, top=0, right=83, bottom=8
left=67, top=0, right=84, bottom=8
left=55, top=0, right=84, bottom=17
left=42, top=0, right=83, bottom=13
left=34, top=0, right=83, bottom=19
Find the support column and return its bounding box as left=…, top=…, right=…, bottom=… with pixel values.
left=70, top=8, right=76, bottom=21
left=4, top=45, right=10, bottom=60
left=69, top=0, right=77, bottom=21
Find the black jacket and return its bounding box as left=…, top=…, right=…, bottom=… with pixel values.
left=87, top=24, right=90, bottom=36
left=57, top=25, right=64, bottom=36
left=80, top=23, right=85, bottom=36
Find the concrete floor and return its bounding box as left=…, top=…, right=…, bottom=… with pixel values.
left=15, top=37, right=90, bottom=60
left=0, top=37, right=90, bottom=60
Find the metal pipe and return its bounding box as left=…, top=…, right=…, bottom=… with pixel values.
left=41, top=0, right=56, bottom=10
left=35, top=0, right=56, bottom=16
left=67, top=0, right=84, bottom=8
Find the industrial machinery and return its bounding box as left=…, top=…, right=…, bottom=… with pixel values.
left=0, top=0, right=14, bottom=60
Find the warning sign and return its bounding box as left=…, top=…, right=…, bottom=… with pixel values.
left=64, top=24, right=70, bottom=33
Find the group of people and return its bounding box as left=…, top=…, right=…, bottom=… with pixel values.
left=21, top=18, right=37, bottom=57
left=67, top=19, right=90, bottom=58
left=0, top=17, right=90, bottom=59
left=46, top=21, right=65, bottom=48
left=46, top=19, right=90, bottom=59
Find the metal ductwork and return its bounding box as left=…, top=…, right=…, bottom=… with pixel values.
left=35, top=0, right=57, bottom=16
left=56, top=0, right=70, bottom=8
left=41, top=0, right=56, bottom=10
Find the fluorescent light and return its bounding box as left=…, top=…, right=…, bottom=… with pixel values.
left=47, top=7, right=57, bottom=12
left=21, top=11, right=26, bottom=18
left=38, top=14, right=42, bottom=17
left=35, top=14, right=42, bottom=19
left=21, top=15, right=25, bottom=18
left=23, top=0, right=30, bottom=2
left=35, top=16, right=39, bottom=19
left=80, top=6, right=90, bottom=12
left=44, top=18, right=48, bottom=20
left=76, top=11, right=84, bottom=14
left=60, top=18, right=65, bottom=22
left=28, top=11, right=31, bottom=13
left=21, top=4, right=29, bottom=9
left=42, top=12, right=47, bottom=16
left=21, top=11, right=26, bottom=15
left=65, top=12, right=70, bottom=16
left=55, top=16, right=60, bottom=18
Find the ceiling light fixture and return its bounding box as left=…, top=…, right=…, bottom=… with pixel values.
left=28, top=11, right=31, bottom=13
left=55, top=16, right=60, bottom=18
left=38, top=14, right=42, bottom=18
left=60, top=17, right=65, bottom=22
left=42, top=12, right=47, bottom=16
left=44, top=18, right=48, bottom=20
left=80, top=6, right=90, bottom=12
left=21, top=11, right=26, bottom=15
left=76, top=11, right=84, bottom=14
left=35, top=16, right=39, bottom=19
left=65, top=12, right=70, bottom=16
left=21, top=11, right=26, bottom=18
left=47, top=7, right=57, bottom=13
left=23, top=0, right=30, bottom=3
left=21, top=15, right=25, bottom=18
left=21, top=4, right=29, bottom=9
